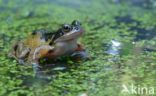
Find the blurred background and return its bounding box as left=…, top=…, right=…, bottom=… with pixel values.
left=0, top=0, right=156, bottom=96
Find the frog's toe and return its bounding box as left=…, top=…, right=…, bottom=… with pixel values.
left=32, top=63, right=41, bottom=74
left=35, top=71, right=51, bottom=80
left=18, top=59, right=25, bottom=65
left=32, top=63, right=51, bottom=80
left=71, top=50, right=89, bottom=61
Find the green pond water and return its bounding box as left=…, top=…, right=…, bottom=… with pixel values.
left=0, top=0, right=156, bottom=96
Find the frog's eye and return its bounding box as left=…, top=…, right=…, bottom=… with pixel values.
left=63, top=24, right=71, bottom=32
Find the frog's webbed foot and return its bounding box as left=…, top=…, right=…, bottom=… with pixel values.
left=32, top=63, right=43, bottom=78
left=71, top=44, right=89, bottom=61
left=18, top=59, right=25, bottom=65
left=71, top=51, right=89, bottom=61
left=32, top=63, right=50, bottom=80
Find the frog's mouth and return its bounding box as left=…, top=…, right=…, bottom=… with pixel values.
left=66, top=27, right=83, bottom=38
left=55, top=27, right=84, bottom=42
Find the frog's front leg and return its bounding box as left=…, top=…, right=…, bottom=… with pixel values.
left=31, top=52, right=46, bottom=79
left=71, top=44, right=89, bottom=61
left=32, top=60, right=51, bottom=79
left=32, top=45, right=54, bottom=79
left=31, top=61, right=42, bottom=77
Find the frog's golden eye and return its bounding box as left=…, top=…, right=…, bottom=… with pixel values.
left=63, top=24, right=71, bottom=32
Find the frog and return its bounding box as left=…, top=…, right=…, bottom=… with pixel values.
left=8, top=20, right=88, bottom=78
left=33, top=20, right=87, bottom=61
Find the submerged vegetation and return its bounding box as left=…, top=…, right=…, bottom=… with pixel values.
left=0, top=0, right=156, bottom=96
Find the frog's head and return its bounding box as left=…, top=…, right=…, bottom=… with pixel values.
left=54, top=20, right=84, bottom=42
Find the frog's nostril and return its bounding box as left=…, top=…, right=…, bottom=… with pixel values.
left=74, top=26, right=79, bottom=30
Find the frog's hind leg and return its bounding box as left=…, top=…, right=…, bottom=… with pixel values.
left=17, top=48, right=31, bottom=65
left=71, top=44, right=89, bottom=61
left=8, top=42, right=20, bottom=60
left=8, top=42, right=30, bottom=65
